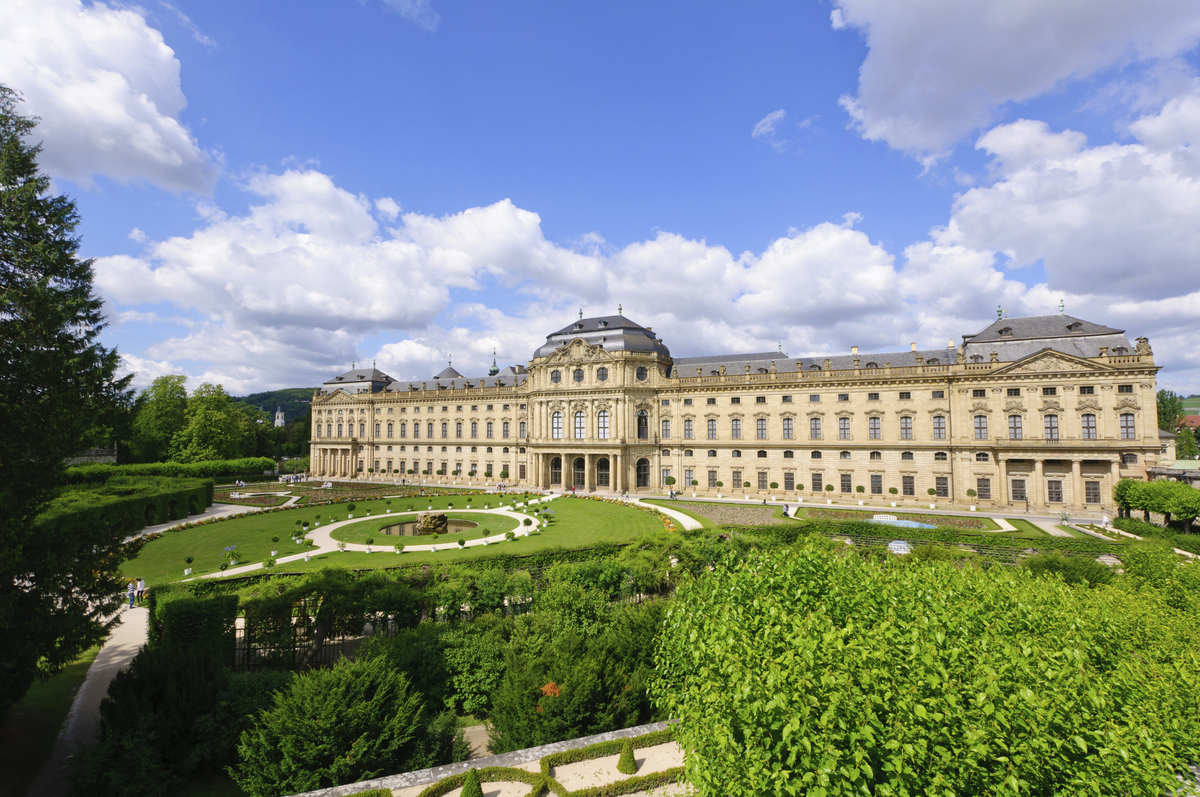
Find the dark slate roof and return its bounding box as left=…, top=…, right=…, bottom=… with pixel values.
left=381, top=373, right=530, bottom=392
left=324, top=367, right=395, bottom=386
left=793, top=348, right=956, bottom=372
left=675, top=352, right=782, bottom=366
left=435, top=366, right=463, bottom=379
left=533, top=315, right=671, bottom=359
left=965, top=315, right=1123, bottom=343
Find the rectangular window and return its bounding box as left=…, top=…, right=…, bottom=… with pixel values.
left=756, top=418, right=767, bottom=439
left=412, top=423, right=419, bottom=439
left=899, top=391, right=912, bottom=400
left=935, top=452, right=948, bottom=461
left=456, top=422, right=462, bottom=439
left=810, top=418, right=821, bottom=440
left=551, top=414, right=562, bottom=439
left=707, top=398, right=716, bottom=405
left=838, top=393, right=849, bottom=401
left=374, top=423, right=381, bottom=437
left=932, top=416, right=946, bottom=439
left=683, top=468, right=693, bottom=486
left=519, top=463, right=526, bottom=480
left=708, top=470, right=718, bottom=488
left=662, top=420, right=671, bottom=439
left=1118, top=384, right=1134, bottom=393
left=1080, top=385, right=1095, bottom=395
left=1007, top=388, right=1022, bottom=397
left=575, top=414, right=586, bottom=439
left=868, top=392, right=880, bottom=401
left=838, top=417, right=850, bottom=439
left=683, top=398, right=692, bottom=405
left=707, top=419, right=717, bottom=439
left=900, top=416, right=913, bottom=440
left=809, top=394, right=820, bottom=402
left=756, top=396, right=766, bottom=404
left=1012, top=479, right=1027, bottom=502
left=935, top=476, right=949, bottom=498
left=902, top=475, right=915, bottom=496
left=661, top=399, right=670, bottom=406
left=1044, top=415, right=1058, bottom=440
left=784, top=472, right=795, bottom=490
left=976, top=478, right=991, bottom=500
left=471, top=422, right=478, bottom=439
left=387, top=423, right=394, bottom=439
left=519, top=421, right=527, bottom=438
left=971, top=389, right=985, bottom=398
left=503, top=421, right=510, bottom=438
left=684, top=419, right=694, bottom=439
left=869, top=417, right=881, bottom=439
left=731, top=419, right=742, bottom=439
left=782, top=395, right=793, bottom=403
left=1047, top=480, right=1063, bottom=503
left=662, top=468, right=671, bottom=486
left=1123, top=453, right=1139, bottom=465
left=1009, top=415, right=1023, bottom=440
left=1043, top=387, right=1057, bottom=396
left=758, top=471, right=768, bottom=490
left=871, top=474, right=883, bottom=494
left=487, top=422, right=494, bottom=439
left=783, top=418, right=794, bottom=439
left=732, top=469, right=742, bottom=487
left=1085, top=481, right=1101, bottom=503
left=931, top=390, right=945, bottom=399
left=811, top=473, right=823, bottom=492
left=841, top=473, right=852, bottom=493
left=1120, top=414, right=1136, bottom=439
left=731, top=397, right=741, bottom=404
left=974, top=415, right=988, bottom=439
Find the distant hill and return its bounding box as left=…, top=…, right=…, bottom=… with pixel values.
left=233, top=388, right=314, bottom=424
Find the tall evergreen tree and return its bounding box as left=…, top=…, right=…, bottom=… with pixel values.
left=0, top=86, right=136, bottom=719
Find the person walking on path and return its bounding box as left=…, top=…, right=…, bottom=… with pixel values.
left=136, top=578, right=146, bottom=605
left=126, top=580, right=136, bottom=608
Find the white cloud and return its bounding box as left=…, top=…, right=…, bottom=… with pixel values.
left=377, top=0, right=439, bottom=32
left=157, top=1, right=216, bottom=50
left=752, top=109, right=789, bottom=151
left=116, top=353, right=189, bottom=391
left=374, top=197, right=401, bottom=220
left=832, top=0, right=1200, bottom=159
left=128, top=227, right=148, bottom=243
left=0, top=0, right=216, bottom=192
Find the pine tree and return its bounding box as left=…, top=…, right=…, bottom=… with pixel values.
left=0, top=86, right=135, bottom=720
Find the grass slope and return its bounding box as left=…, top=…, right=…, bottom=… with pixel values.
left=0, top=645, right=101, bottom=797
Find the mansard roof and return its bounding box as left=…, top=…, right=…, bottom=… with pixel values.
left=434, top=366, right=463, bottom=379
left=533, top=314, right=671, bottom=359
left=965, top=315, right=1123, bottom=343
left=324, top=367, right=394, bottom=386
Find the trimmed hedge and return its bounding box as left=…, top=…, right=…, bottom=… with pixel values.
left=413, top=765, right=543, bottom=797
left=1113, top=516, right=1174, bottom=538
left=64, top=457, right=276, bottom=484
left=150, top=594, right=237, bottom=665
left=35, top=477, right=213, bottom=539
left=539, top=728, right=675, bottom=774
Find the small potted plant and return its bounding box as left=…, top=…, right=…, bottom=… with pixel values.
left=394, top=542, right=405, bottom=554
left=386, top=500, right=392, bottom=514
left=337, top=541, right=347, bottom=552
left=270, top=535, right=279, bottom=556
left=184, top=555, right=194, bottom=576
left=347, top=503, right=356, bottom=518
left=458, top=538, right=466, bottom=548
left=715, top=480, right=723, bottom=498
left=966, top=488, right=977, bottom=511
left=927, top=487, right=938, bottom=509
left=888, top=486, right=898, bottom=507
left=505, top=530, right=515, bottom=541
left=365, top=537, right=374, bottom=554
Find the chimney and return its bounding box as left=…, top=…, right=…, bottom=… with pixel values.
left=948, top=339, right=954, bottom=348
left=851, top=345, right=858, bottom=356
left=910, top=342, right=917, bottom=352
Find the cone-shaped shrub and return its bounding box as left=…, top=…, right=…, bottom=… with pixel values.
left=460, top=768, right=483, bottom=797
left=616, top=738, right=637, bottom=775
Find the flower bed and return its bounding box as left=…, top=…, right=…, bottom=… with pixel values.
left=805, top=508, right=988, bottom=530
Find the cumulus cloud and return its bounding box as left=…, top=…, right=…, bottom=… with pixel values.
left=0, top=0, right=216, bottom=192
left=832, top=0, right=1200, bottom=159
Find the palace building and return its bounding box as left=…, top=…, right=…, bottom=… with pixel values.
left=309, top=313, right=1164, bottom=511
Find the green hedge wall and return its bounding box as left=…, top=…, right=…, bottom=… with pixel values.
left=64, top=457, right=276, bottom=484
left=35, top=477, right=213, bottom=539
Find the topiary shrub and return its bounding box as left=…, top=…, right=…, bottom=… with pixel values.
left=460, top=768, right=483, bottom=797
left=617, top=737, right=637, bottom=775
left=824, top=484, right=834, bottom=492
left=888, top=487, right=898, bottom=495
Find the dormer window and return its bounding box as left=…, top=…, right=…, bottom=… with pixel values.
left=1066, top=322, right=1083, bottom=331
left=927, top=358, right=939, bottom=365
left=864, top=362, right=878, bottom=369
left=598, top=320, right=609, bottom=328
left=573, top=322, right=584, bottom=330
left=998, top=327, right=1013, bottom=337
left=970, top=355, right=984, bottom=363
left=1112, top=346, right=1128, bottom=355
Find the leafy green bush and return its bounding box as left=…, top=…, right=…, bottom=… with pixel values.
left=1113, top=516, right=1173, bottom=538
left=37, top=477, right=212, bottom=538
left=653, top=545, right=1200, bottom=796
left=231, top=656, right=457, bottom=796
left=1022, top=553, right=1114, bottom=586
left=63, top=457, right=275, bottom=484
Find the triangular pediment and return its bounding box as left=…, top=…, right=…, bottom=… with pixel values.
left=990, top=349, right=1110, bottom=375
left=547, top=338, right=614, bottom=363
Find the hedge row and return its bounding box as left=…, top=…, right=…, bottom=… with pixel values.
left=1114, top=477, right=1200, bottom=526
left=64, top=457, right=276, bottom=484
left=35, top=477, right=213, bottom=538
left=539, top=728, right=675, bottom=774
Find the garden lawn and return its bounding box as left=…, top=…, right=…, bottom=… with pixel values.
left=0, top=645, right=101, bottom=797
left=795, top=505, right=1001, bottom=530
left=131, top=495, right=663, bottom=584
left=1004, top=518, right=1051, bottom=538
left=329, top=512, right=520, bottom=544
left=642, top=499, right=718, bottom=528
left=659, top=500, right=796, bottom=527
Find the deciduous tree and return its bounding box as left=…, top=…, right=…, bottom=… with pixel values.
left=129, top=374, right=188, bottom=462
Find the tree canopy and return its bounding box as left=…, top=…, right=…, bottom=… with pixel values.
left=0, top=86, right=136, bottom=719
left=1158, top=389, right=1186, bottom=432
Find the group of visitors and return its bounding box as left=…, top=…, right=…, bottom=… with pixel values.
left=126, top=578, right=146, bottom=608
left=277, top=474, right=306, bottom=484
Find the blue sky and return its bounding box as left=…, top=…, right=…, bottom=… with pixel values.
left=5, top=0, right=1200, bottom=394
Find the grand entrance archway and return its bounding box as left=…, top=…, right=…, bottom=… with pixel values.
left=573, top=457, right=586, bottom=488
left=636, top=458, right=650, bottom=488
left=596, top=457, right=610, bottom=487
left=550, top=456, right=562, bottom=485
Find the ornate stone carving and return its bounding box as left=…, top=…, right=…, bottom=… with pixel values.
left=1039, top=400, right=1062, bottom=412
left=1076, top=398, right=1101, bottom=411
left=1115, top=397, right=1140, bottom=411
left=1003, top=400, right=1026, bottom=413
left=1010, top=353, right=1095, bottom=374
left=970, top=402, right=992, bottom=413
left=806, top=410, right=825, bottom=418
left=835, top=410, right=855, bottom=418
left=1136, top=337, right=1152, bottom=356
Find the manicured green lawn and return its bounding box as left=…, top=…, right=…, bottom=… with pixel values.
left=328, top=512, right=520, bottom=544
left=1004, top=518, right=1050, bottom=538
left=642, top=499, right=717, bottom=528
left=133, top=496, right=664, bottom=584
left=793, top=505, right=1002, bottom=530
left=0, top=645, right=101, bottom=797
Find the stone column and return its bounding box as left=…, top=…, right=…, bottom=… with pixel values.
left=1071, top=459, right=1084, bottom=509
left=1110, top=459, right=1121, bottom=513
left=1033, top=459, right=1044, bottom=508
left=997, top=457, right=1007, bottom=507
left=583, top=453, right=591, bottom=492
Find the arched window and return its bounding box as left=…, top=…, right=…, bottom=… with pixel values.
left=597, top=410, right=610, bottom=439
left=810, top=365, right=822, bottom=371
left=550, top=456, right=562, bottom=484
left=502, top=421, right=510, bottom=438
left=901, top=451, right=914, bottom=461
left=662, top=419, right=671, bottom=439
left=783, top=449, right=794, bottom=458
left=387, top=422, right=394, bottom=439
left=427, top=422, right=434, bottom=438
left=359, top=423, right=366, bottom=437
left=596, top=457, right=610, bottom=486
left=757, top=450, right=768, bottom=458
left=976, top=452, right=989, bottom=461
left=550, top=370, right=562, bottom=384
left=636, top=366, right=648, bottom=381
left=596, top=367, right=608, bottom=381
left=927, top=358, right=940, bottom=365
left=935, top=452, right=948, bottom=461
left=840, top=451, right=851, bottom=459
left=870, top=450, right=881, bottom=460
left=637, top=410, right=649, bottom=439
left=374, top=423, right=380, bottom=436
left=337, top=423, right=343, bottom=437
left=684, top=449, right=694, bottom=456
left=662, top=449, right=671, bottom=456
left=574, top=411, right=586, bottom=439
left=811, top=450, right=822, bottom=459
left=551, top=411, right=563, bottom=439
left=1120, top=413, right=1135, bottom=439
left=635, top=458, right=650, bottom=487
left=456, top=446, right=462, bottom=452
left=864, top=362, right=878, bottom=369
left=316, top=424, right=322, bottom=438
left=707, top=449, right=717, bottom=457
left=455, top=421, right=462, bottom=438
left=441, top=422, right=448, bottom=439
left=1081, top=413, right=1096, bottom=439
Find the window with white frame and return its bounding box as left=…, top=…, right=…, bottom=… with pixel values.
left=1081, top=414, right=1096, bottom=439
left=756, top=418, right=767, bottom=439
left=973, top=415, right=988, bottom=439
left=684, top=419, right=694, bottom=439
left=810, top=417, right=822, bottom=440
left=1044, top=415, right=1059, bottom=440
left=575, top=412, right=586, bottom=439
left=552, top=411, right=562, bottom=439
left=662, top=419, right=671, bottom=439
left=839, top=417, right=850, bottom=439
left=932, top=416, right=946, bottom=439
left=1008, top=415, right=1022, bottom=440
left=899, top=416, right=913, bottom=439
left=783, top=418, right=794, bottom=439
left=707, top=419, right=717, bottom=439
left=1120, top=413, right=1135, bottom=439
left=869, top=417, right=881, bottom=439
left=597, top=411, right=609, bottom=439
left=731, top=419, right=742, bottom=439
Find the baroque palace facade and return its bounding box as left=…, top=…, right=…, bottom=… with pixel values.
left=309, top=313, right=1163, bottom=511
